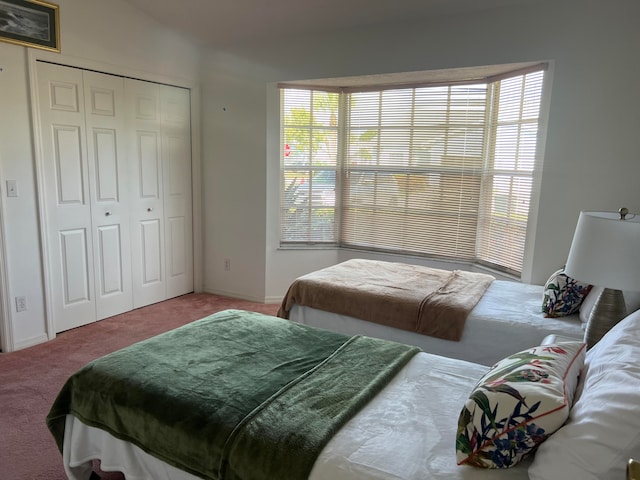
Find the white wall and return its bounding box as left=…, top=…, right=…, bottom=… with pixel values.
left=3, top=0, right=638, bottom=349
left=199, top=0, right=640, bottom=302
left=0, top=0, right=200, bottom=350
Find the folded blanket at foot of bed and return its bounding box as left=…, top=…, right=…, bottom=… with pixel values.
left=46, top=309, right=419, bottom=480
left=277, top=259, right=495, bottom=341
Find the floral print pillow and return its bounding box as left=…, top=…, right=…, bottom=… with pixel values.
left=456, top=341, right=586, bottom=469
left=542, top=268, right=592, bottom=317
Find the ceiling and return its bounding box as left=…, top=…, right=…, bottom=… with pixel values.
left=123, top=0, right=536, bottom=49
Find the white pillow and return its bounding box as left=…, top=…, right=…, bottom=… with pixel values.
left=529, top=309, right=640, bottom=480
left=580, top=287, right=640, bottom=323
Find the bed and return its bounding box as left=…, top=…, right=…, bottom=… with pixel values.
left=278, top=259, right=586, bottom=366
left=46, top=307, right=640, bottom=480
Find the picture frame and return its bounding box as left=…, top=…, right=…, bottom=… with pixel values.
left=0, top=0, right=59, bottom=52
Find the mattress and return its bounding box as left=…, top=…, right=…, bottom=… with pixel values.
left=61, top=352, right=530, bottom=480
left=290, top=280, right=585, bottom=366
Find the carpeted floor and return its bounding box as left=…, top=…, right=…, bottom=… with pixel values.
left=0, top=293, right=280, bottom=480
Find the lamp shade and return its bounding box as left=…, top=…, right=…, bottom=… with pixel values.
left=564, top=210, right=640, bottom=291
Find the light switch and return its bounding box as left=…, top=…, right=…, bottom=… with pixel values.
left=6, top=180, right=17, bottom=197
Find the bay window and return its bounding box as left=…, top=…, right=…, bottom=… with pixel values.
left=280, top=65, right=546, bottom=276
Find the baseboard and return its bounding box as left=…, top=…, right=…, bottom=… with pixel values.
left=203, top=288, right=280, bottom=305
left=264, top=295, right=284, bottom=304
left=13, top=333, right=49, bottom=351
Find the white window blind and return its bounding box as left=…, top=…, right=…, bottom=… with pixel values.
left=281, top=89, right=340, bottom=243
left=341, top=85, right=487, bottom=260
left=477, top=71, right=544, bottom=273
left=279, top=66, right=546, bottom=275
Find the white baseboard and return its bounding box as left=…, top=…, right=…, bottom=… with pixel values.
left=264, top=295, right=283, bottom=304
left=13, top=333, right=49, bottom=351
left=203, top=287, right=280, bottom=305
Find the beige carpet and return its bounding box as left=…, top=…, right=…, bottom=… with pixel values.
left=0, top=293, right=279, bottom=480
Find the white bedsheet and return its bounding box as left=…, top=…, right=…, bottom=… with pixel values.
left=290, top=280, right=585, bottom=366
left=62, top=353, right=531, bottom=480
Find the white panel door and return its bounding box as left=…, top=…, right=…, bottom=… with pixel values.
left=37, top=64, right=194, bottom=329
left=36, top=62, right=96, bottom=332
left=83, top=71, right=133, bottom=320
left=161, top=85, right=193, bottom=298
left=126, top=79, right=166, bottom=308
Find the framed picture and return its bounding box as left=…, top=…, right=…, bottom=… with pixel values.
left=0, top=0, right=59, bottom=52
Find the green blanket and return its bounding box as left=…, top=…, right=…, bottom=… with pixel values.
left=47, top=309, right=419, bottom=480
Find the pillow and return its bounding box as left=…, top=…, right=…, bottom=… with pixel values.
left=542, top=268, right=592, bottom=317
left=456, top=341, right=586, bottom=469
left=529, top=309, right=640, bottom=480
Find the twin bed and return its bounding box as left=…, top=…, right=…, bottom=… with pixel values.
left=47, top=260, right=640, bottom=480
left=278, top=259, right=585, bottom=366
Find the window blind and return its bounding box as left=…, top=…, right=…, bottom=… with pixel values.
left=279, top=66, right=546, bottom=275
left=476, top=71, right=544, bottom=274
left=341, top=85, right=487, bottom=260
left=280, top=89, right=340, bottom=243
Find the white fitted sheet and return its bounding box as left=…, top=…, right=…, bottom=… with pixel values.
left=62, top=353, right=531, bottom=480
left=290, top=280, right=585, bottom=366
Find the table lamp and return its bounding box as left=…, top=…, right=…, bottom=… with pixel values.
left=564, top=208, right=640, bottom=348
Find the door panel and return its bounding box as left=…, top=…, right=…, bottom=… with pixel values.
left=141, top=219, right=162, bottom=284
left=96, top=224, right=124, bottom=295
left=127, top=79, right=166, bottom=308
left=83, top=70, right=133, bottom=320
left=37, top=62, right=96, bottom=332
left=137, top=132, right=161, bottom=199
left=93, top=129, right=118, bottom=201
left=49, top=80, right=80, bottom=112
left=161, top=85, right=193, bottom=297
left=53, top=126, right=85, bottom=204
left=59, top=229, right=91, bottom=304
left=168, top=216, right=186, bottom=277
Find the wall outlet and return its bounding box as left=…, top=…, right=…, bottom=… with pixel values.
left=224, top=258, right=231, bottom=271
left=6, top=180, right=18, bottom=197
left=15, top=296, right=27, bottom=312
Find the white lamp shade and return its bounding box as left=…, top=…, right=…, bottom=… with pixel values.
left=564, top=210, right=640, bottom=291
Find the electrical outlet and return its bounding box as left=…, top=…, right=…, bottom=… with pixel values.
left=224, top=258, right=231, bottom=271
left=6, top=180, right=17, bottom=197
left=15, top=296, right=27, bottom=312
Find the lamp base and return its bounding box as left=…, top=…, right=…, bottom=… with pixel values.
left=584, top=288, right=627, bottom=348
left=629, top=459, right=640, bottom=480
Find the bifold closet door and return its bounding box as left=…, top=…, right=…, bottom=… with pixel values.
left=36, top=62, right=133, bottom=332
left=126, top=79, right=193, bottom=308
left=159, top=85, right=193, bottom=300
left=84, top=71, right=133, bottom=320
left=126, top=79, right=166, bottom=308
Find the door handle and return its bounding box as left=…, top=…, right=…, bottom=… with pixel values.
left=105, top=211, right=112, bottom=216
left=147, top=207, right=153, bottom=212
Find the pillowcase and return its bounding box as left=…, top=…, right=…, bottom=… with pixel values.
left=528, top=309, right=640, bottom=480
left=542, top=268, right=592, bottom=317
left=456, top=341, right=586, bottom=469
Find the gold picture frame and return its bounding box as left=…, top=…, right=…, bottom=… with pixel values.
left=0, top=0, right=59, bottom=52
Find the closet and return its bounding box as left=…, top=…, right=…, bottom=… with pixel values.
left=35, top=61, right=193, bottom=333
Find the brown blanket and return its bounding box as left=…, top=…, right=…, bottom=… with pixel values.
left=277, top=259, right=494, bottom=341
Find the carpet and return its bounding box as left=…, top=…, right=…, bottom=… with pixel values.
left=0, top=293, right=279, bottom=480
